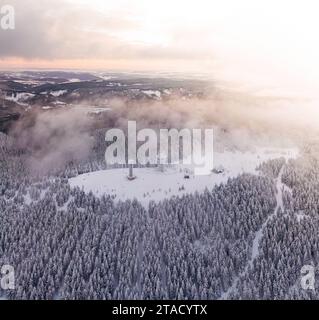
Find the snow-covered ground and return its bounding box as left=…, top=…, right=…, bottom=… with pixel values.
left=67, top=78, right=82, bottom=83
left=5, top=92, right=35, bottom=104
left=60, top=104, right=112, bottom=114
left=50, top=90, right=67, bottom=97
left=69, top=147, right=299, bottom=206
left=142, top=90, right=162, bottom=99
left=87, top=107, right=112, bottom=115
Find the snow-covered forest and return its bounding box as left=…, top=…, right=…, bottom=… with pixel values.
left=0, top=131, right=318, bottom=300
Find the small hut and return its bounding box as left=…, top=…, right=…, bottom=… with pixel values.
left=212, top=165, right=225, bottom=174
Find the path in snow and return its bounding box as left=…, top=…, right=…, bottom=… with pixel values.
left=250, top=165, right=285, bottom=264
left=221, top=164, right=286, bottom=299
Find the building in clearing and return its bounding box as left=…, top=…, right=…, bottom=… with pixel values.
left=183, top=168, right=192, bottom=179
left=213, top=165, right=225, bottom=174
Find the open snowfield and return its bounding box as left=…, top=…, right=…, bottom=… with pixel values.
left=69, top=147, right=299, bottom=206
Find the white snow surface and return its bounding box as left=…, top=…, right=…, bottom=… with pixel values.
left=69, top=147, right=298, bottom=206
left=87, top=107, right=112, bottom=115
left=69, top=105, right=112, bottom=115
left=142, top=90, right=161, bottom=99
left=50, top=90, right=67, bottom=97
left=68, top=78, right=81, bottom=83
left=5, top=92, right=34, bottom=103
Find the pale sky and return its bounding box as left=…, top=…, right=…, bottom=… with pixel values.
left=1, top=0, right=319, bottom=94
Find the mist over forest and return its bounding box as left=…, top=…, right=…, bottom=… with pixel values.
left=1, top=0, right=319, bottom=303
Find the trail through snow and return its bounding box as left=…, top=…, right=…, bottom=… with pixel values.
left=221, top=164, right=286, bottom=299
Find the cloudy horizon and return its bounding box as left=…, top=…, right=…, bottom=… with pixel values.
left=1, top=0, right=319, bottom=95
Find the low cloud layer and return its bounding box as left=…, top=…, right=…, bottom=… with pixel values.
left=11, top=108, right=94, bottom=173
left=9, top=85, right=318, bottom=174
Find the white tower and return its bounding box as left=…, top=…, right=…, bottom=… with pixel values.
left=127, top=159, right=136, bottom=180
left=157, top=153, right=168, bottom=172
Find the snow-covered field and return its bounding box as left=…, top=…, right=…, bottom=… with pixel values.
left=142, top=90, right=162, bottom=99
left=69, top=147, right=299, bottom=206
left=50, top=90, right=68, bottom=97
left=68, top=105, right=112, bottom=115
left=5, top=92, right=35, bottom=104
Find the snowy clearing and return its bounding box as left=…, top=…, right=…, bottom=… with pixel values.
left=5, top=92, right=34, bottom=103
left=50, top=90, right=67, bottom=97
left=142, top=90, right=161, bottom=99
left=69, top=147, right=298, bottom=206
